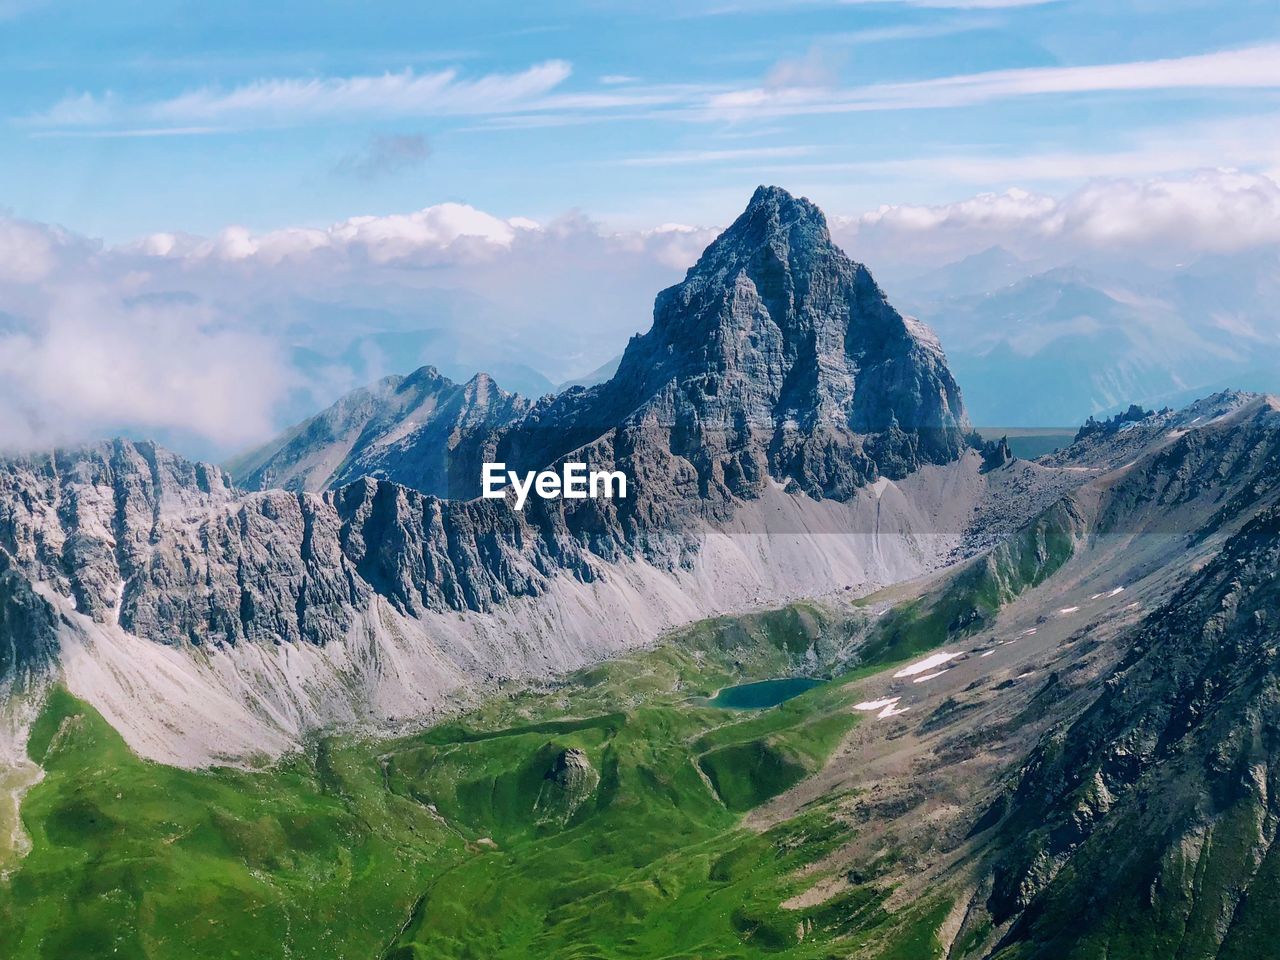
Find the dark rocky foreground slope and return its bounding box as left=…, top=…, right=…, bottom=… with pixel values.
left=739, top=393, right=1280, bottom=958
left=985, top=502, right=1280, bottom=958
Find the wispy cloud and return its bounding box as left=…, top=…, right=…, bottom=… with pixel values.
left=825, top=18, right=998, bottom=44
left=764, top=45, right=844, bottom=90
left=30, top=61, right=574, bottom=132
left=709, top=43, right=1280, bottom=118
left=751, top=114, right=1280, bottom=185
left=685, top=0, right=1052, bottom=14
left=0, top=0, right=46, bottom=20
left=26, top=42, right=1280, bottom=139
left=30, top=126, right=227, bottom=139
left=888, top=0, right=1054, bottom=7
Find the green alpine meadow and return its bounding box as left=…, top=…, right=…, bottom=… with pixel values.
left=1, top=605, right=950, bottom=959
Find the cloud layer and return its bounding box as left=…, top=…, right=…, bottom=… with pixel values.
left=2, top=169, right=1278, bottom=458
left=836, top=169, right=1280, bottom=273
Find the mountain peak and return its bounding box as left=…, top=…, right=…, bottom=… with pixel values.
left=585, top=186, right=970, bottom=499
left=705, top=184, right=831, bottom=263
left=745, top=183, right=824, bottom=220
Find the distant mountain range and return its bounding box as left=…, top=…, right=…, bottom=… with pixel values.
left=892, top=245, right=1280, bottom=427
left=263, top=241, right=1280, bottom=443
left=228, top=365, right=530, bottom=495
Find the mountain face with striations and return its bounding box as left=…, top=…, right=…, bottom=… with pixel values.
left=484, top=185, right=970, bottom=506
left=229, top=366, right=530, bottom=496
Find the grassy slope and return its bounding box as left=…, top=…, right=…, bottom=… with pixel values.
left=856, top=501, right=1079, bottom=670
left=0, top=592, right=1018, bottom=960
left=1, top=686, right=456, bottom=959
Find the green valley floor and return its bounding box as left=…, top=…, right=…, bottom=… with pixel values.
left=0, top=604, right=959, bottom=960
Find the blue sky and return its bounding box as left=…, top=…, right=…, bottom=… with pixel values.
left=4, top=0, right=1279, bottom=239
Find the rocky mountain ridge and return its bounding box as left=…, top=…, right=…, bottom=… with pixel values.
left=0, top=186, right=991, bottom=765
left=229, top=365, right=530, bottom=496
left=750, top=391, right=1280, bottom=958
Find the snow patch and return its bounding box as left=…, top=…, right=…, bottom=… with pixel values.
left=912, top=670, right=949, bottom=683
left=854, top=697, right=909, bottom=719
left=854, top=697, right=899, bottom=711
left=893, top=651, right=960, bottom=678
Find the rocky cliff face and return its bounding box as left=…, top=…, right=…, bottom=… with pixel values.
left=0, top=439, right=237, bottom=628
left=998, top=403, right=1280, bottom=930
left=230, top=366, right=530, bottom=497
left=986, top=491, right=1280, bottom=957
left=785, top=393, right=1280, bottom=959
left=0, top=438, right=596, bottom=654
left=484, top=185, right=969, bottom=507
left=0, top=190, right=971, bottom=655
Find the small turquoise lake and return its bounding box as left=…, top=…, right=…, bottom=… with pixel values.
left=704, top=677, right=824, bottom=710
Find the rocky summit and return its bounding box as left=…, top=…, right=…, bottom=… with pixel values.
left=230, top=365, right=531, bottom=496
left=489, top=185, right=970, bottom=506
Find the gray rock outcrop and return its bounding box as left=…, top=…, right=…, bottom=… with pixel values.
left=230, top=366, right=531, bottom=497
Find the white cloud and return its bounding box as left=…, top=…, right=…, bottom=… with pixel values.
left=834, top=169, right=1280, bottom=270
left=0, top=280, right=293, bottom=452
left=1062, top=170, right=1280, bottom=250
left=0, top=218, right=63, bottom=282
left=3, top=171, right=1278, bottom=457
left=708, top=43, right=1280, bottom=118
left=33, top=61, right=574, bottom=130
left=851, top=186, right=1060, bottom=235
left=151, top=202, right=536, bottom=266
